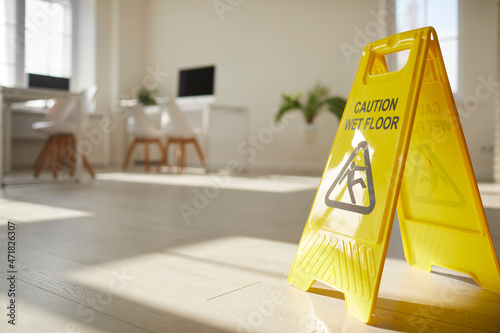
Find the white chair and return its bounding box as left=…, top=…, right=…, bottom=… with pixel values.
left=32, top=86, right=97, bottom=178
left=121, top=100, right=165, bottom=171
left=156, top=97, right=207, bottom=173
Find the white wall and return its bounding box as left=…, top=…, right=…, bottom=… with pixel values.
left=95, top=0, right=113, bottom=114
left=73, top=0, right=96, bottom=92
left=144, top=0, right=383, bottom=173
left=458, top=0, right=498, bottom=181
left=96, top=0, right=148, bottom=164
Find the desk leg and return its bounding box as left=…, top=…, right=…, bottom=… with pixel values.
left=202, top=106, right=211, bottom=171
left=5, top=105, right=11, bottom=174
left=0, top=92, right=3, bottom=186
left=243, top=108, right=250, bottom=172
left=75, top=98, right=83, bottom=182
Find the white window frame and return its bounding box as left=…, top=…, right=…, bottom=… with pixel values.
left=8, top=0, right=76, bottom=89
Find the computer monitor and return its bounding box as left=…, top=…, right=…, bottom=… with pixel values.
left=28, top=73, right=70, bottom=91
left=178, top=65, right=215, bottom=98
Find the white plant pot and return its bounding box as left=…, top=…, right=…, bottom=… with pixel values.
left=300, top=122, right=318, bottom=144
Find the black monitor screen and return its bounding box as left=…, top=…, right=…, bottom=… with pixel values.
left=28, top=73, right=70, bottom=91
left=178, top=66, right=215, bottom=97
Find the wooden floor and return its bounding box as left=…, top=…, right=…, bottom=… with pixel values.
left=1, top=170, right=500, bottom=332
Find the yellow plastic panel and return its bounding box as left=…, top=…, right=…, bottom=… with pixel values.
left=397, top=30, right=500, bottom=294
left=288, top=27, right=432, bottom=323
left=288, top=26, right=500, bottom=323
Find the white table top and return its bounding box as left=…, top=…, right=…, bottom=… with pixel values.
left=1, top=86, right=75, bottom=105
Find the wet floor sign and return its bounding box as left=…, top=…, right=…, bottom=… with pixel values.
left=288, top=27, right=500, bottom=323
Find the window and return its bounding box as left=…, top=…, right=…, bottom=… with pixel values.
left=0, top=0, right=16, bottom=86
left=25, top=0, right=72, bottom=78
left=0, top=0, right=73, bottom=87
left=396, top=0, right=459, bottom=93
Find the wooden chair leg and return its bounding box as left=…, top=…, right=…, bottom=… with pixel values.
left=144, top=139, right=150, bottom=172
left=182, top=142, right=188, bottom=170
left=34, top=136, right=56, bottom=178
left=165, top=139, right=173, bottom=171
left=33, top=136, right=52, bottom=170
left=155, top=138, right=165, bottom=172
left=47, top=136, right=58, bottom=172
left=52, top=135, right=65, bottom=178
left=33, top=134, right=95, bottom=179
left=191, top=137, right=208, bottom=171
left=70, top=135, right=94, bottom=178
left=122, top=137, right=138, bottom=171
left=176, top=141, right=185, bottom=173
left=65, top=135, right=76, bottom=176
left=81, top=154, right=96, bottom=179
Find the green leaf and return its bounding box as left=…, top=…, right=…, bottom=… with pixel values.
left=327, top=97, right=347, bottom=120
left=275, top=92, right=302, bottom=123
left=137, top=87, right=157, bottom=106
left=274, top=82, right=346, bottom=125
left=303, top=83, right=330, bottom=123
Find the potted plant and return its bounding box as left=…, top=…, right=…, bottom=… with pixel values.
left=275, top=82, right=347, bottom=144
left=137, top=86, right=158, bottom=106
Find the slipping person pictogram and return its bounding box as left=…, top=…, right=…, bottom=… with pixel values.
left=325, top=141, right=375, bottom=214
left=410, top=144, right=466, bottom=207
left=339, top=161, right=367, bottom=204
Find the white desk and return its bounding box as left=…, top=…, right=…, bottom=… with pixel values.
left=180, top=103, right=249, bottom=169
left=1, top=86, right=72, bottom=104
left=125, top=99, right=249, bottom=170
left=0, top=87, right=80, bottom=186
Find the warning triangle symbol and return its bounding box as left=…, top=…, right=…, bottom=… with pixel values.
left=325, top=141, right=376, bottom=214
left=410, top=144, right=466, bottom=207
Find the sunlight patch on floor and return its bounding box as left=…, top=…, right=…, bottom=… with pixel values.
left=0, top=198, right=92, bottom=223
left=97, top=172, right=320, bottom=193
left=478, top=183, right=500, bottom=209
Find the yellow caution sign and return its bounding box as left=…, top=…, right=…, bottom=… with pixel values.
left=288, top=27, right=500, bottom=323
